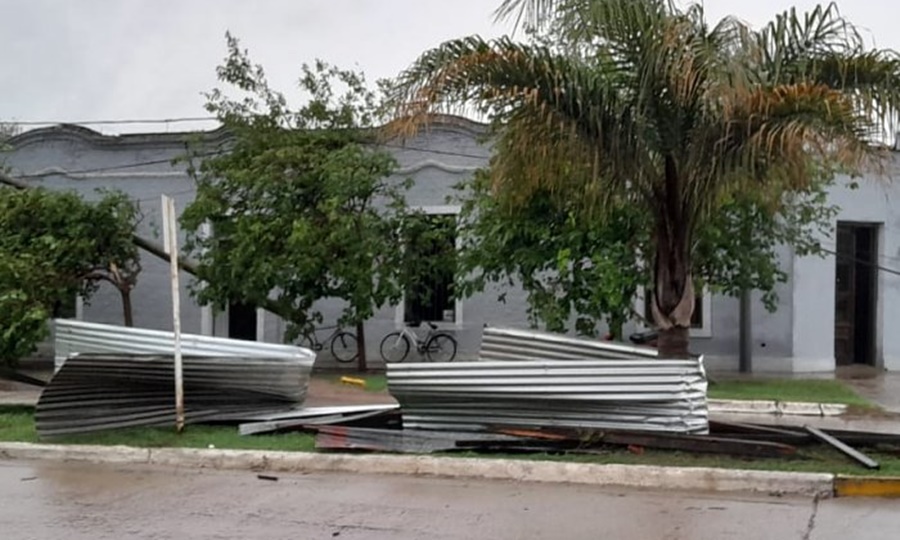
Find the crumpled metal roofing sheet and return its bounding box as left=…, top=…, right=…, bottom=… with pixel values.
left=36, top=353, right=312, bottom=438
left=38, top=320, right=316, bottom=438
left=480, top=326, right=659, bottom=361
left=388, top=359, right=709, bottom=434
left=53, top=319, right=313, bottom=370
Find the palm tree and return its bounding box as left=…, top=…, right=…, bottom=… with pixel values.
left=390, top=0, right=900, bottom=358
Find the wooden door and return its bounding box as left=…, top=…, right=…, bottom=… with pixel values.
left=834, top=226, right=855, bottom=365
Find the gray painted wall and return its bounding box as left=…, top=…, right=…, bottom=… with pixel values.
left=790, top=163, right=900, bottom=372
left=5, top=121, right=898, bottom=372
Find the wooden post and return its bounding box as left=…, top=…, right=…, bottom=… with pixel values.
left=162, top=195, right=185, bottom=433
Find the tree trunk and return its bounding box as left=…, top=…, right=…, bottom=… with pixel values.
left=650, top=156, right=695, bottom=359
left=355, top=321, right=367, bottom=372
left=120, top=287, right=134, bottom=327
left=608, top=317, right=624, bottom=341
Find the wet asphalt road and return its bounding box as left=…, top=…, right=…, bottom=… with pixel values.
left=1, top=460, right=897, bottom=540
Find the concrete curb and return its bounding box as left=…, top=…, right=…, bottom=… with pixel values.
left=0, top=442, right=833, bottom=497
left=708, top=399, right=848, bottom=417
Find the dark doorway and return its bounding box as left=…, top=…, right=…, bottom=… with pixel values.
left=834, top=223, right=878, bottom=366
left=404, top=214, right=457, bottom=324
left=228, top=302, right=258, bottom=341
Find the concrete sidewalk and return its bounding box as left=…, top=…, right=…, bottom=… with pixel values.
left=840, top=370, right=900, bottom=414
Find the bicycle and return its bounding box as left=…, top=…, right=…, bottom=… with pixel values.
left=379, top=321, right=458, bottom=363
left=298, top=326, right=359, bottom=364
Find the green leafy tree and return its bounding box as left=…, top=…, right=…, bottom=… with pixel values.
left=0, top=255, right=57, bottom=366
left=457, top=167, right=836, bottom=340
left=0, top=188, right=142, bottom=366
left=456, top=170, right=647, bottom=339
left=391, top=0, right=900, bottom=357
left=182, top=34, right=413, bottom=371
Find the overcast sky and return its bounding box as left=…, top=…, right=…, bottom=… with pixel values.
left=2, top=0, right=898, bottom=134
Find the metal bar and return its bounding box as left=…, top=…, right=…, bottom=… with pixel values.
left=806, top=425, right=880, bottom=470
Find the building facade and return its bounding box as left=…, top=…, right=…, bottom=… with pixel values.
left=4, top=119, right=899, bottom=372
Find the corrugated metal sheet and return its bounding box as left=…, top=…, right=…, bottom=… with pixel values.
left=238, top=405, right=401, bottom=436
left=387, top=360, right=709, bottom=434
left=36, top=353, right=312, bottom=438
left=53, top=319, right=313, bottom=369
left=480, top=327, right=658, bottom=361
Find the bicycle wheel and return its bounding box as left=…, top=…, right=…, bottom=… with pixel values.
left=297, top=334, right=315, bottom=351
left=425, top=333, right=457, bottom=362
left=330, top=331, right=359, bottom=363
left=380, top=332, right=411, bottom=363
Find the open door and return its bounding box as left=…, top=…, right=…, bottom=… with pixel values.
left=834, top=223, right=877, bottom=366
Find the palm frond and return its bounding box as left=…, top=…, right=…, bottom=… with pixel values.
left=389, top=34, right=645, bottom=216
left=494, top=0, right=565, bottom=31
left=753, top=2, right=863, bottom=83
left=719, top=83, right=880, bottom=189
left=810, top=50, right=900, bottom=138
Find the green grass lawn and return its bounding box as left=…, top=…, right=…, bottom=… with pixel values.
left=2, top=405, right=898, bottom=477
left=708, top=379, right=874, bottom=407
left=0, top=406, right=313, bottom=451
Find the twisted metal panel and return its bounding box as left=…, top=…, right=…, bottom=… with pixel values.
left=53, top=319, right=313, bottom=369
left=480, top=327, right=658, bottom=361
left=38, top=320, right=315, bottom=438
left=36, top=353, right=312, bottom=438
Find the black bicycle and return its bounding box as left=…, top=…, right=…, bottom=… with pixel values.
left=379, top=321, right=458, bottom=363
left=298, top=326, right=359, bottom=364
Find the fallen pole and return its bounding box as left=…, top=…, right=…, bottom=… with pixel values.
left=805, top=425, right=880, bottom=470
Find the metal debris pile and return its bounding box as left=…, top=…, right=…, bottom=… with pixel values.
left=387, top=360, right=709, bottom=434
left=387, top=326, right=708, bottom=435
left=35, top=322, right=900, bottom=471
left=36, top=320, right=314, bottom=438
left=308, top=418, right=899, bottom=471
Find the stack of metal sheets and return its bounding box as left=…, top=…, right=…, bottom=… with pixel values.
left=389, top=359, right=709, bottom=434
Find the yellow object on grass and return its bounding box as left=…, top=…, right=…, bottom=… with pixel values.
left=340, top=376, right=366, bottom=388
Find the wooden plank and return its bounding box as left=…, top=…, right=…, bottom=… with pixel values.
left=594, top=431, right=798, bottom=458
left=493, top=426, right=797, bottom=458
left=806, top=425, right=880, bottom=470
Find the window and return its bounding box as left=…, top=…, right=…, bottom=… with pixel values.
left=397, top=207, right=461, bottom=326
left=52, top=295, right=83, bottom=320
left=636, top=287, right=712, bottom=338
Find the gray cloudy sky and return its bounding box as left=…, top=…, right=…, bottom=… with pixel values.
left=2, top=0, right=897, bottom=134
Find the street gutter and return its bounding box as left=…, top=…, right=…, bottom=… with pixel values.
left=0, top=441, right=838, bottom=497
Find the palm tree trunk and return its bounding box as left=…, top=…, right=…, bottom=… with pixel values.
left=651, top=239, right=695, bottom=358
left=651, top=157, right=695, bottom=359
